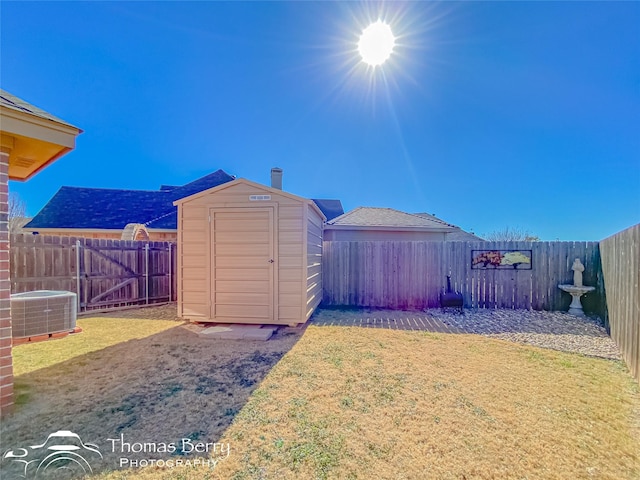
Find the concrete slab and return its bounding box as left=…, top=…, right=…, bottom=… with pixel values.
left=242, top=329, right=275, bottom=341
left=197, top=324, right=276, bottom=341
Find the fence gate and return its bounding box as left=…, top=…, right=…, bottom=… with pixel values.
left=10, top=234, right=176, bottom=312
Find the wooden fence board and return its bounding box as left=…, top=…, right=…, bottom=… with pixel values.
left=10, top=234, right=177, bottom=312
left=323, top=240, right=606, bottom=313
left=600, top=224, right=639, bottom=383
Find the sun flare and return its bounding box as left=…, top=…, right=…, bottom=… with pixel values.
left=358, top=21, right=395, bottom=67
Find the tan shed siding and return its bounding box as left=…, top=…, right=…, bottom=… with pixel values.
left=176, top=179, right=319, bottom=325
left=278, top=203, right=304, bottom=321
left=186, top=182, right=302, bottom=207
left=179, top=204, right=208, bottom=319
left=176, top=204, right=184, bottom=317
left=306, top=204, right=323, bottom=319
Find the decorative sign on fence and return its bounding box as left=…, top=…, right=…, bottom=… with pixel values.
left=471, top=250, right=532, bottom=270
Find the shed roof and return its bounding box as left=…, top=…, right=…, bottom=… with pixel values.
left=173, top=177, right=328, bottom=221
left=326, top=207, right=456, bottom=231
left=25, top=169, right=235, bottom=230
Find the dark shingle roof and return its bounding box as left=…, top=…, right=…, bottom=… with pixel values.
left=25, top=169, right=234, bottom=230
left=24, top=187, right=174, bottom=229
left=311, top=199, right=344, bottom=222
left=169, top=170, right=236, bottom=200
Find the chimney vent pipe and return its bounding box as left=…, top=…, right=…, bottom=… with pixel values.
left=271, top=167, right=283, bottom=190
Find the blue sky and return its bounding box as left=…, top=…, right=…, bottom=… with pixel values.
left=3, top=1, right=639, bottom=241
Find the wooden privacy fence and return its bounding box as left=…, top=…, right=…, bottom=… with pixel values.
left=10, top=234, right=177, bottom=312
left=600, top=224, right=639, bottom=382
left=323, top=240, right=606, bottom=316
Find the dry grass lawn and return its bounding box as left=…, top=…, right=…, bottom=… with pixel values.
left=2, top=310, right=638, bottom=480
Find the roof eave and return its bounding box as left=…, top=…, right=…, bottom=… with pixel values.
left=2, top=106, right=82, bottom=181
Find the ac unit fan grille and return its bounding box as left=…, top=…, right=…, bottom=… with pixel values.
left=11, top=291, right=77, bottom=338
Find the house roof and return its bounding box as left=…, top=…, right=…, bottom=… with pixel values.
left=413, top=213, right=483, bottom=240
left=412, top=212, right=456, bottom=228
left=445, top=229, right=484, bottom=241
left=310, top=199, right=344, bottom=221
left=25, top=170, right=340, bottom=231
left=0, top=89, right=79, bottom=130
left=25, top=169, right=235, bottom=230
left=326, top=207, right=456, bottom=230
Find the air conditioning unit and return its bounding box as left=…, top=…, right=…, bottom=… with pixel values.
left=10, top=291, right=77, bottom=338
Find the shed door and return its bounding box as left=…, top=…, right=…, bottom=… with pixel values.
left=210, top=207, right=275, bottom=322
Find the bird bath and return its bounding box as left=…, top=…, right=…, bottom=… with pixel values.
left=558, top=258, right=594, bottom=317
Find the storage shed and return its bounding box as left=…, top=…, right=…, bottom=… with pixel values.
left=174, top=177, right=325, bottom=326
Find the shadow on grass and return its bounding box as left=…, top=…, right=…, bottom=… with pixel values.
left=1, top=323, right=306, bottom=477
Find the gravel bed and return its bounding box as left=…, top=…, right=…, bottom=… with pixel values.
left=428, top=308, right=621, bottom=360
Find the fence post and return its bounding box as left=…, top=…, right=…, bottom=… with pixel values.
left=145, top=243, right=149, bottom=305
left=75, top=239, right=81, bottom=313
left=168, top=243, right=172, bottom=302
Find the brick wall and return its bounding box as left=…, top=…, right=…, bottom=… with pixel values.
left=0, top=152, right=13, bottom=415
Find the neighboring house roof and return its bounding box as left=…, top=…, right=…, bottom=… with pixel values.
left=445, top=229, right=484, bottom=241
left=413, top=212, right=483, bottom=240
left=327, top=207, right=455, bottom=230
left=311, top=199, right=344, bottom=222
left=25, top=169, right=341, bottom=232
left=25, top=169, right=235, bottom=231
left=412, top=212, right=456, bottom=228
left=24, top=187, right=176, bottom=229
left=0, top=89, right=79, bottom=129
left=169, top=170, right=236, bottom=200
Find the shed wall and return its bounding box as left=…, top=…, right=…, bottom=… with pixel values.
left=177, top=181, right=318, bottom=325
left=306, top=203, right=323, bottom=320
left=177, top=204, right=208, bottom=319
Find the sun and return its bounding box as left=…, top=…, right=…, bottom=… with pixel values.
left=357, top=20, right=396, bottom=67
